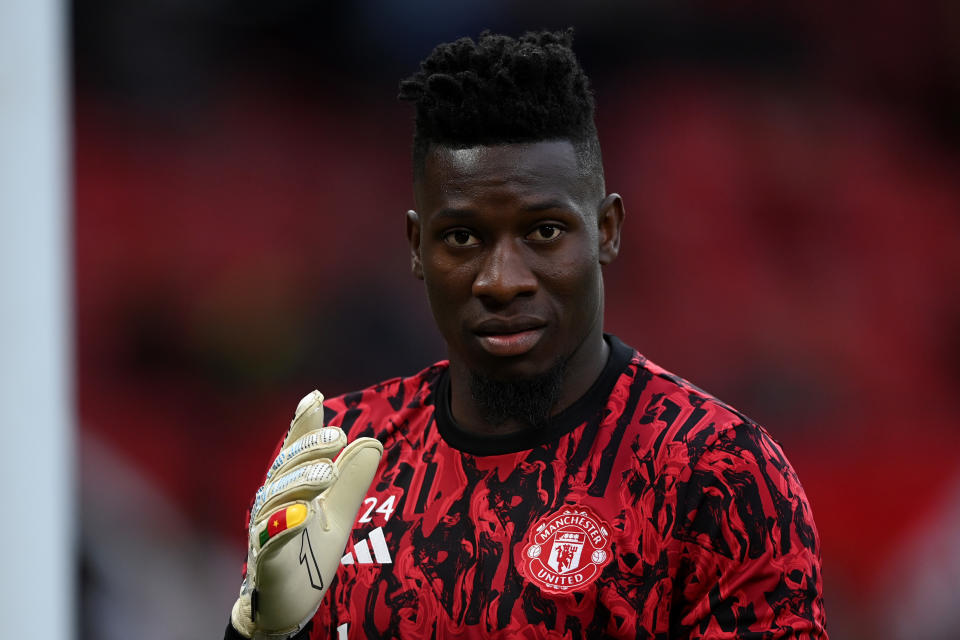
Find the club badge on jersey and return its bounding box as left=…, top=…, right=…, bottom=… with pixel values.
left=520, top=505, right=613, bottom=595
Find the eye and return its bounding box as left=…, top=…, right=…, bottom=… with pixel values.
left=527, top=223, right=564, bottom=242
left=442, top=228, right=480, bottom=248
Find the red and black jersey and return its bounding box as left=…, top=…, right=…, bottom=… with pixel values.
left=239, top=335, right=827, bottom=639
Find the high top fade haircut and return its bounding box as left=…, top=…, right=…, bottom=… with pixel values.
left=399, top=29, right=604, bottom=196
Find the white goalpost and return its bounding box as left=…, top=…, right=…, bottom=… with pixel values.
left=0, top=1, right=73, bottom=637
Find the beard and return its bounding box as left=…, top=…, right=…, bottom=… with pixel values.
left=468, top=357, right=569, bottom=429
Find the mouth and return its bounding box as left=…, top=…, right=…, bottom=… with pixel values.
left=472, top=317, right=547, bottom=358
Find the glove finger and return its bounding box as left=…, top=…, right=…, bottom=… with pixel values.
left=284, top=390, right=327, bottom=447
left=252, top=460, right=337, bottom=525
left=266, top=427, right=347, bottom=482
left=315, top=437, right=384, bottom=537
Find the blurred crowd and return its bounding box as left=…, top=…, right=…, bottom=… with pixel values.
left=73, top=2, right=960, bottom=638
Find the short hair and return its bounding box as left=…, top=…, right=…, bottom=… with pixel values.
left=399, top=29, right=604, bottom=190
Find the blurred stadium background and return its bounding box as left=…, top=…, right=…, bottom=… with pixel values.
left=64, top=1, right=960, bottom=638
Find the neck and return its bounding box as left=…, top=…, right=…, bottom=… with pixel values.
left=448, top=330, right=609, bottom=436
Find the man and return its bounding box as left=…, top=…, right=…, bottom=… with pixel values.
left=226, top=30, right=826, bottom=639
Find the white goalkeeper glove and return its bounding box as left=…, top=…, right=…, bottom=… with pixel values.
left=230, top=390, right=383, bottom=639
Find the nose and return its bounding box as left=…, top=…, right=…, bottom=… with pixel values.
left=472, top=237, right=537, bottom=304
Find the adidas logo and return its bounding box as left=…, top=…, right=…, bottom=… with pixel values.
left=341, top=526, right=392, bottom=565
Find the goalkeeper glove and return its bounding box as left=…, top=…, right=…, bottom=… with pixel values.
left=230, top=390, right=383, bottom=638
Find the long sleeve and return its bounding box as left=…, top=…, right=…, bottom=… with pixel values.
left=668, top=422, right=827, bottom=638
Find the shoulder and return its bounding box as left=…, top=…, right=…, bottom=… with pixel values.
left=597, top=338, right=766, bottom=472
left=321, top=360, right=448, bottom=440
left=629, top=355, right=819, bottom=558
left=625, top=352, right=776, bottom=470
left=622, top=350, right=816, bottom=541
left=623, top=354, right=825, bottom=633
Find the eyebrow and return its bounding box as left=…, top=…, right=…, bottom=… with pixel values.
left=521, top=199, right=572, bottom=213
left=432, top=208, right=479, bottom=222
left=433, top=200, right=573, bottom=221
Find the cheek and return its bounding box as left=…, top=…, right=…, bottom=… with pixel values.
left=423, top=258, right=474, bottom=292
left=540, top=257, right=603, bottom=325
left=540, top=246, right=600, bottom=297
left=422, top=259, right=475, bottom=317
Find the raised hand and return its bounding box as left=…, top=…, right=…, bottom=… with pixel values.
left=230, top=391, right=383, bottom=638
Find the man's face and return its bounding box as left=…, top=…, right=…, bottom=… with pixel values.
left=408, top=140, right=622, bottom=382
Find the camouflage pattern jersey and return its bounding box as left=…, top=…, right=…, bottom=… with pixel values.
left=249, top=335, right=826, bottom=639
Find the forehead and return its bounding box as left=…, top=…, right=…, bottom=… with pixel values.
left=415, top=140, right=590, bottom=210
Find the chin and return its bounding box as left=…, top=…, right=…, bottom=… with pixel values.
left=471, top=352, right=560, bottom=382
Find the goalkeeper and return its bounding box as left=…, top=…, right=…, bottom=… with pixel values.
left=225, top=29, right=827, bottom=639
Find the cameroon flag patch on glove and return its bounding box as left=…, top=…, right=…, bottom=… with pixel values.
left=259, top=503, right=308, bottom=547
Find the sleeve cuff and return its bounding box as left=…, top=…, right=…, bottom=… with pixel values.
left=224, top=621, right=247, bottom=640
left=223, top=620, right=313, bottom=640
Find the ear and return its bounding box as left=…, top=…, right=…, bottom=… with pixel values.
left=406, top=210, right=424, bottom=279
left=597, top=193, right=625, bottom=265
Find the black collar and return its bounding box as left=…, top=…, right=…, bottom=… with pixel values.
left=434, top=334, right=635, bottom=455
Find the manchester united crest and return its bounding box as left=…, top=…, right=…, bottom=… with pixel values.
left=519, top=505, right=613, bottom=594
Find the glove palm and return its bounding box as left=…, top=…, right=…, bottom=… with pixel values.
left=231, top=391, right=383, bottom=638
